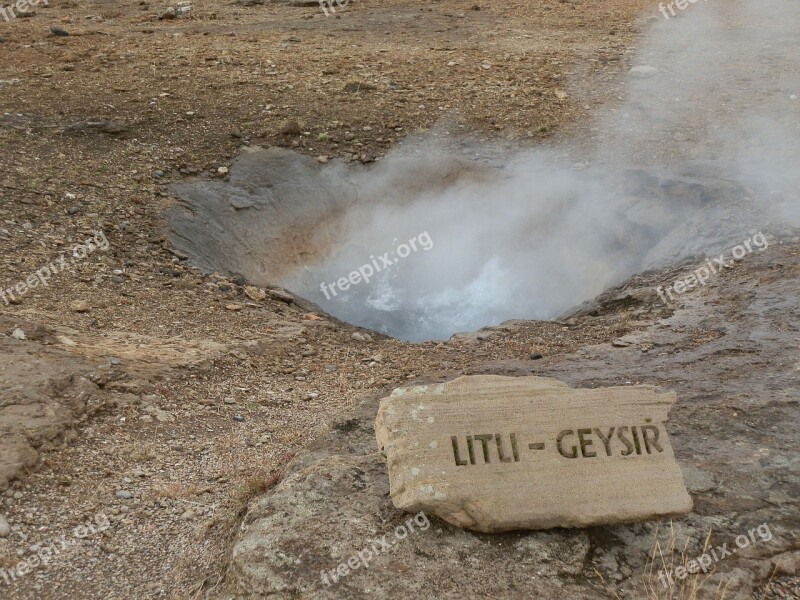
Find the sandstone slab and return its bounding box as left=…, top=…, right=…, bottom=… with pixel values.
left=375, top=375, right=692, bottom=532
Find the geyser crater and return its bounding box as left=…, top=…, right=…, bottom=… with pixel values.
left=167, top=147, right=768, bottom=341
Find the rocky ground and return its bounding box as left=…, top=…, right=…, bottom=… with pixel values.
left=212, top=237, right=800, bottom=600
left=0, top=0, right=797, bottom=599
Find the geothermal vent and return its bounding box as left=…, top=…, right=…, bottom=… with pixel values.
left=167, top=148, right=773, bottom=341
left=168, top=0, right=799, bottom=342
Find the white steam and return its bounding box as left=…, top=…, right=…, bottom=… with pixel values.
left=284, top=0, right=799, bottom=341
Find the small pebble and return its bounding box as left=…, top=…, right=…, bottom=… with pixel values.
left=0, top=515, right=10, bottom=538
left=70, top=300, right=91, bottom=313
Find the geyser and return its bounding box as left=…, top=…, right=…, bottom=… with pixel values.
left=168, top=148, right=773, bottom=341
left=168, top=0, right=798, bottom=342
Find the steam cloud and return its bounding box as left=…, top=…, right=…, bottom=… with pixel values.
left=284, top=0, right=799, bottom=341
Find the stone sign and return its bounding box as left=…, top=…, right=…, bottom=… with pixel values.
left=375, top=375, right=692, bottom=532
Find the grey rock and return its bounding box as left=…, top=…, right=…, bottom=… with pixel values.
left=0, top=514, right=10, bottom=537
left=513, top=530, right=590, bottom=576
left=64, top=120, right=129, bottom=136
left=229, top=197, right=255, bottom=210
left=680, top=464, right=716, bottom=493
left=266, top=287, right=294, bottom=304
left=698, top=568, right=755, bottom=600
left=154, top=410, right=173, bottom=423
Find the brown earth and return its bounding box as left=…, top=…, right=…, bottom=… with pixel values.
left=0, top=1, right=797, bottom=599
